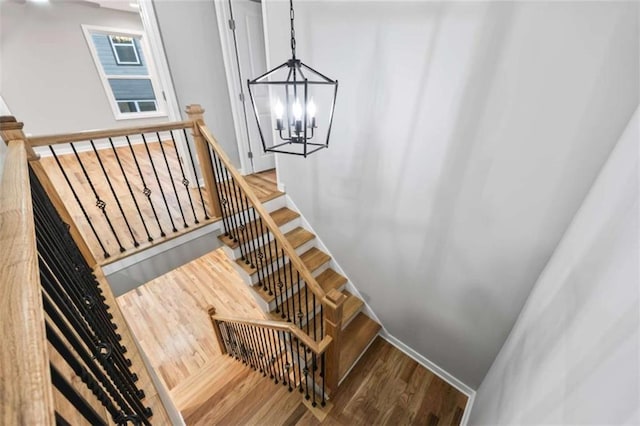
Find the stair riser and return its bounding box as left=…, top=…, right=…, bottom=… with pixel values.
left=234, top=240, right=323, bottom=286
left=220, top=216, right=301, bottom=261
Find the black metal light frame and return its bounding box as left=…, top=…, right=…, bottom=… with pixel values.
left=246, top=0, right=338, bottom=157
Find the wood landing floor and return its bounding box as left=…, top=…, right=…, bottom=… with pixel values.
left=117, top=249, right=468, bottom=425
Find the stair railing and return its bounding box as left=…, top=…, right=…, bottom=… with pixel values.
left=0, top=120, right=169, bottom=424
left=208, top=307, right=332, bottom=407
left=16, top=118, right=222, bottom=264
left=187, top=105, right=347, bottom=395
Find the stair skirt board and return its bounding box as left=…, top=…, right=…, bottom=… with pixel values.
left=284, top=194, right=385, bottom=328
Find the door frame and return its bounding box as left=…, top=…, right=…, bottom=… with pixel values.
left=214, top=0, right=261, bottom=175
left=138, top=0, right=197, bottom=186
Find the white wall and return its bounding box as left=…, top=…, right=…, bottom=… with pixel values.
left=470, top=107, right=639, bottom=424
left=152, top=0, right=241, bottom=168
left=263, top=1, right=639, bottom=387
left=0, top=1, right=168, bottom=136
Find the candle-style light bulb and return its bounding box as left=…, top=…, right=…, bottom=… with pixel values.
left=292, top=100, right=303, bottom=134
left=274, top=99, right=284, bottom=131
left=292, top=100, right=302, bottom=120
left=274, top=100, right=284, bottom=119
left=307, top=99, right=317, bottom=128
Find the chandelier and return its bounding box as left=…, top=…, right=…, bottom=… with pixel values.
left=247, top=0, right=338, bottom=157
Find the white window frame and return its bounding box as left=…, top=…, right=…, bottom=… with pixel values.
left=108, top=35, right=141, bottom=65
left=82, top=25, right=167, bottom=121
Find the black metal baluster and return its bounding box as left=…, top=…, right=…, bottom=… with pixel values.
left=230, top=180, right=254, bottom=265
left=269, top=329, right=283, bottom=384
left=50, top=364, right=107, bottom=426
left=141, top=133, right=178, bottom=233
left=276, top=244, right=291, bottom=322
left=213, top=150, right=242, bottom=247
left=44, top=296, right=147, bottom=423
left=252, top=326, right=268, bottom=375
left=207, top=147, right=232, bottom=236
left=271, top=239, right=287, bottom=320
left=276, top=330, right=288, bottom=387
left=181, top=128, right=209, bottom=220
left=70, top=143, right=125, bottom=253
left=108, top=138, right=154, bottom=243
left=295, top=335, right=303, bottom=393
left=168, top=130, right=200, bottom=225
left=320, top=305, right=324, bottom=341
left=283, top=331, right=294, bottom=392
left=49, top=147, right=110, bottom=258
left=90, top=140, right=139, bottom=248
left=305, top=286, right=310, bottom=336
left=313, top=293, right=317, bottom=342
left=286, top=250, right=295, bottom=323
left=296, top=271, right=304, bottom=330
left=125, top=135, right=166, bottom=237
left=246, top=205, right=269, bottom=296
left=226, top=324, right=240, bottom=360
left=156, top=132, right=188, bottom=229
left=266, top=329, right=278, bottom=384
left=224, top=175, right=249, bottom=260
left=40, top=258, right=139, bottom=396
left=311, top=353, right=317, bottom=407
left=256, top=217, right=275, bottom=295
left=302, top=342, right=311, bottom=400
left=218, top=322, right=232, bottom=355
left=259, top=328, right=274, bottom=378
left=321, top=352, right=326, bottom=406
left=239, top=195, right=259, bottom=268
left=242, top=324, right=259, bottom=370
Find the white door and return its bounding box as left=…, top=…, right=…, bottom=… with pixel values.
left=217, top=0, right=275, bottom=174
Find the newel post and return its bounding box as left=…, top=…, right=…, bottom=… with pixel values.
left=0, top=116, right=97, bottom=268
left=323, top=289, right=347, bottom=396
left=185, top=105, right=222, bottom=218
left=207, top=306, right=227, bottom=355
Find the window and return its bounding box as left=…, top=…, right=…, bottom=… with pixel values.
left=109, top=35, right=141, bottom=65
left=82, top=25, right=165, bottom=120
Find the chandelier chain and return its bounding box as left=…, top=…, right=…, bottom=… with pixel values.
left=290, top=0, right=296, bottom=59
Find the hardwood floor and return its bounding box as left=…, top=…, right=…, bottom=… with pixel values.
left=38, top=142, right=280, bottom=264
left=117, top=249, right=467, bottom=425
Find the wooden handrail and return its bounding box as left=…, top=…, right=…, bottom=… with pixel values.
left=207, top=307, right=332, bottom=355
left=0, top=140, right=55, bottom=425
left=27, top=120, right=194, bottom=147
left=197, top=122, right=329, bottom=303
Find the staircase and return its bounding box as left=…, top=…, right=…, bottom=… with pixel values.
left=217, top=194, right=380, bottom=393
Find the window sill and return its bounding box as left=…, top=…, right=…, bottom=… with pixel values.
left=114, top=111, right=169, bottom=121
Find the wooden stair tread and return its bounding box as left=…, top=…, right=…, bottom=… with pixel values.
left=315, top=269, right=348, bottom=293
left=218, top=207, right=300, bottom=249
left=339, top=313, right=381, bottom=379
left=254, top=248, right=331, bottom=304
left=236, top=227, right=315, bottom=275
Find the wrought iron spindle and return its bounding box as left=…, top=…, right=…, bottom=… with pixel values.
left=155, top=132, right=188, bottom=229
left=46, top=321, right=140, bottom=424
left=296, top=271, right=304, bottom=329
left=108, top=138, right=154, bottom=243
left=207, top=146, right=233, bottom=237
left=125, top=135, right=166, bottom=237
left=282, top=330, right=293, bottom=392
left=313, top=293, right=317, bottom=342
left=238, top=195, right=259, bottom=268
left=70, top=143, right=126, bottom=253
left=49, top=363, right=108, bottom=426
left=302, top=341, right=310, bottom=400
left=274, top=241, right=291, bottom=321
left=168, top=130, right=200, bottom=224
left=269, top=329, right=283, bottom=384
left=181, top=128, right=209, bottom=220
left=321, top=352, right=326, bottom=406
left=49, top=147, right=110, bottom=258
left=141, top=133, right=178, bottom=233
left=230, top=178, right=254, bottom=265
left=286, top=251, right=295, bottom=323
left=90, top=140, right=139, bottom=248
left=311, top=353, right=317, bottom=407
left=256, top=217, right=275, bottom=295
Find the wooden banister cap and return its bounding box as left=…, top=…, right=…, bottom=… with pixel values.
left=185, top=104, right=204, bottom=115
left=207, top=305, right=216, bottom=316
left=325, top=288, right=347, bottom=306
left=0, top=116, right=24, bottom=131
